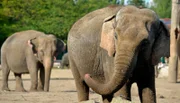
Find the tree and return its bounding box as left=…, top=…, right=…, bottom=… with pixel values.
left=168, top=0, right=180, bottom=83
left=118, top=0, right=125, bottom=5
left=0, top=0, right=117, bottom=46
left=0, top=0, right=16, bottom=47
left=127, top=0, right=146, bottom=7
left=150, top=0, right=171, bottom=18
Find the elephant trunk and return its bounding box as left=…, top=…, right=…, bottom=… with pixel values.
left=43, top=57, right=53, bottom=92
left=84, top=44, right=136, bottom=95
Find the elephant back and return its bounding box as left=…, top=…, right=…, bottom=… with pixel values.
left=68, top=5, right=122, bottom=39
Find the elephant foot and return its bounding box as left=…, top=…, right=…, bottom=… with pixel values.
left=2, top=86, right=10, bottom=91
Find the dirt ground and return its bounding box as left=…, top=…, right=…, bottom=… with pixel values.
left=0, top=69, right=180, bottom=103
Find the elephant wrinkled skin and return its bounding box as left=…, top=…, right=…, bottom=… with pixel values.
left=1, top=30, right=65, bottom=92
left=68, top=6, right=170, bottom=103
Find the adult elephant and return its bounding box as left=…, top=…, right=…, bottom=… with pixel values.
left=68, top=5, right=170, bottom=103
left=1, top=30, right=65, bottom=92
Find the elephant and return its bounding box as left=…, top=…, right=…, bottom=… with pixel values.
left=68, top=5, right=170, bottom=103
left=60, top=53, right=69, bottom=69
left=1, top=30, right=65, bottom=92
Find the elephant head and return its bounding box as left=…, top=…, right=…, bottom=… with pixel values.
left=28, top=34, right=65, bottom=91
left=84, top=6, right=170, bottom=95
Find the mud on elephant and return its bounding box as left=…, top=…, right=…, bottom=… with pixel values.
left=1, top=30, right=65, bottom=92
left=68, top=6, right=170, bottom=103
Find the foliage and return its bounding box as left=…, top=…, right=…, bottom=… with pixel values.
left=0, top=0, right=118, bottom=46
left=150, top=0, right=171, bottom=18
left=0, top=0, right=172, bottom=47
left=127, top=0, right=146, bottom=7
left=0, top=1, right=13, bottom=47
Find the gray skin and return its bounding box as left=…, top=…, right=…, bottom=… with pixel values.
left=60, top=53, right=69, bottom=69
left=1, top=30, right=65, bottom=92
left=68, top=6, right=170, bottom=103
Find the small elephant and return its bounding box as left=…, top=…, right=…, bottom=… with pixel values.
left=1, top=30, right=65, bottom=92
left=68, top=6, right=169, bottom=103
left=60, top=53, right=69, bottom=69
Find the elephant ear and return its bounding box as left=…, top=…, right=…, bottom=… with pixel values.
left=56, top=39, right=66, bottom=57
left=28, top=37, right=38, bottom=54
left=100, top=15, right=116, bottom=57
left=151, top=21, right=170, bottom=65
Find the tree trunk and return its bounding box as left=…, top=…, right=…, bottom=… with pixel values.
left=177, top=3, right=180, bottom=82
left=168, top=0, right=180, bottom=83
left=178, top=60, right=180, bottom=81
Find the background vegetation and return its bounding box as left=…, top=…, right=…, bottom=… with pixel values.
left=0, top=0, right=171, bottom=48
left=150, top=0, right=171, bottom=18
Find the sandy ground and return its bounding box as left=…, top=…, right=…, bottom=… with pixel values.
left=0, top=69, right=180, bottom=103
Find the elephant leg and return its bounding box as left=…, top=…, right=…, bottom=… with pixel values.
left=102, top=95, right=113, bottom=103
left=70, top=59, right=89, bottom=101
left=38, top=68, right=45, bottom=91
left=137, top=83, right=156, bottom=103
left=28, top=69, right=38, bottom=91
left=75, top=80, right=89, bottom=101
left=114, top=80, right=132, bottom=101
left=14, top=73, right=26, bottom=92
left=1, top=65, right=10, bottom=91
left=137, top=71, right=156, bottom=103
